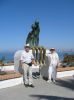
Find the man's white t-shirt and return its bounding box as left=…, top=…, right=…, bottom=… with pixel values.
left=20, top=50, right=34, bottom=63
left=47, top=52, right=59, bottom=66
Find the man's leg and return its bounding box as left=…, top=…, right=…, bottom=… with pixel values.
left=47, top=66, right=52, bottom=82
left=22, top=63, right=29, bottom=85
left=52, top=66, right=57, bottom=82
left=28, top=67, right=34, bottom=87
left=28, top=67, right=33, bottom=85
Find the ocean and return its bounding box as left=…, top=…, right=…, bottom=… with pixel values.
left=0, top=51, right=15, bottom=63
left=0, top=51, right=74, bottom=63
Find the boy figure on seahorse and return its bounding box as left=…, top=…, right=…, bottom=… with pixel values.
left=26, top=21, right=40, bottom=47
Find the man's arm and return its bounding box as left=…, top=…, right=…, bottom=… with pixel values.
left=19, top=60, right=22, bottom=67
left=56, top=53, right=59, bottom=68
left=31, top=54, right=37, bottom=65
left=32, top=59, right=36, bottom=64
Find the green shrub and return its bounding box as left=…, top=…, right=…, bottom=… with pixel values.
left=63, top=54, right=74, bottom=63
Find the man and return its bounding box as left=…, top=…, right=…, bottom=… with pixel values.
left=47, top=48, right=59, bottom=83
left=20, top=44, right=35, bottom=87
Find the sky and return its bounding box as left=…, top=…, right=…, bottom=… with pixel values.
left=0, top=0, right=74, bottom=51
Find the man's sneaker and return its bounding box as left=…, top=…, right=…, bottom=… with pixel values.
left=47, top=80, right=52, bottom=83
left=53, top=80, right=56, bottom=83
left=24, top=83, right=28, bottom=87
left=29, top=84, right=35, bottom=88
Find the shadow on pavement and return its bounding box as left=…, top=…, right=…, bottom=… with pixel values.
left=30, top=95, right=74, bottom=100
left=42, top=76, right=74, bottom=91
left=56, top=78, right=74, bottom=91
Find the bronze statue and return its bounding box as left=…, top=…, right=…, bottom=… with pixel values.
left=26, top=21, right=40, bottom=47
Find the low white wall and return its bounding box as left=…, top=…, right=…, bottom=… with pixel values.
left=0, top=65, right=14, bottom=71
left=57, top=70, right=74, bottom=78
left=0, top=65, right=40, bottom=72
left=0, top=77, right=23, bottom=89
left=0, top=65, right=74, bottom=78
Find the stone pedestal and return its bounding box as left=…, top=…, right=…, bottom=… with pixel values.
left=40, top=56, right=50, bottom=78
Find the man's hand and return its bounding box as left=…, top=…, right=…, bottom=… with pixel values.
left=19, top=60, right=22, bottom=67
left=56, top=63, right=59, bottom=69
left=32, top=60, right=37, bottom=66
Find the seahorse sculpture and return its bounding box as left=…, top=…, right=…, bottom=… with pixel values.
left=26, top=21, right=40, bottom=47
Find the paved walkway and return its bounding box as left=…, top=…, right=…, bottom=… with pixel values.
left=0, top=77, right=74, bottom=100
